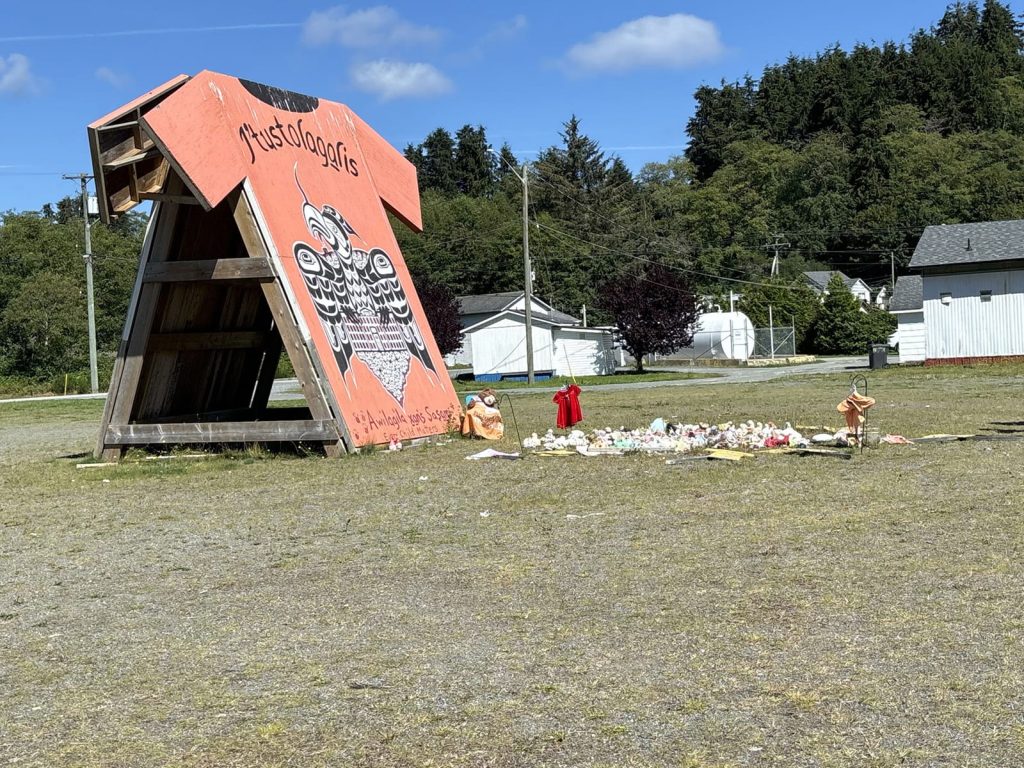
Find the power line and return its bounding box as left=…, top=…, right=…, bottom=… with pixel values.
left=532, top=219, right=811, bottom=293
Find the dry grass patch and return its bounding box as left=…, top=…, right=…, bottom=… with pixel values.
left=2, top=364, right=1024, bottom=766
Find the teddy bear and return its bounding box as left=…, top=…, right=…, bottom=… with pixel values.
left=461, top=387, right=504, bottom=440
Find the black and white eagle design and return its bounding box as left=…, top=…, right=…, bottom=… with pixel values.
left=292, top=174, right=436, bottom=405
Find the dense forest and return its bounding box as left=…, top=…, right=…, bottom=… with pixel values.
left=1, top=1, right=1022, bottom=387
left=398, top=0, right=1024, bottom=316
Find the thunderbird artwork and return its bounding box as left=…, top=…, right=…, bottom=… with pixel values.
left=292, top=173, right=437, bottom=405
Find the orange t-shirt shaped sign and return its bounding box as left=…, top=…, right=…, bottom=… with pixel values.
left=141, top=72, right=460, bottom=447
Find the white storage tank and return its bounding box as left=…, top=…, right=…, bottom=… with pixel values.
left=675, top=311, right=755, bottom=361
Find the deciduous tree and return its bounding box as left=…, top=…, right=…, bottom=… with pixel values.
left=599, top=263, right=699, bottom=372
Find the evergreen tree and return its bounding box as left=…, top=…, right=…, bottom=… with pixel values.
left=811, top=274, right=865, bottom=354
left=453, top=124, right=494, bottom=196
left=534, top=115, right=609, bottom=215
left=687, top=78, right=757, bottom=180
left=419, top=128, right=458, bottom=196
left=737, top=279, right=821, bottom=352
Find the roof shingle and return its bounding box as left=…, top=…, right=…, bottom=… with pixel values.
left=803, top=270, right=861, bottom=292
left=909, top=220, right=1024, bottom=269
left=457, top=291, right=579, bottom=325
left=889, top=275, right=923, bottom=312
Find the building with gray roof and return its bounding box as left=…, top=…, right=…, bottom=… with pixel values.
left=907, top=220, right=1024, bottom=364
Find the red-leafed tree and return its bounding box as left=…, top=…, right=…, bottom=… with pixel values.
left=413, top=276, right=463, bottom=357
left=599, top=263, right=699, bottom=372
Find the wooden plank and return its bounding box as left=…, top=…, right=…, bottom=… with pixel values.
left=98, top=179, right=187, bottom=460
left=105, top=419, right=339, bottom=445
left=148, top=331, right=269, bottom=352
left=249, top=336, right=283, bottom=413
left=136, top=161, right=170, bottom=195
left=139, top=192, right=200, bottom=205
left=142, top=258, right=274, bottom=283
left=102, top=145, right=163, bottom=170
left=95, top=341, right=128, bottom=460
left=230, top=188, right=347, bottom=457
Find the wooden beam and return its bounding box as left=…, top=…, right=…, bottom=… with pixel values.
left=105, top=419, right=339, bottom=445
left=138, top=192, right=200, bottom=205
left=147, top=331, right=269, bottom=352
left=98, top=178, right=188, bottom=460
left=142, top=258, right=274, bottom=283
left=102, top=145, right=163, bottom=170
left=96, top=120, right=139, bottom=132
left=230, top=187, right=348, bottom=457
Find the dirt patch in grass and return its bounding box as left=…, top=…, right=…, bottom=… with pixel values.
left=3, top=366, right=1024, bottom=766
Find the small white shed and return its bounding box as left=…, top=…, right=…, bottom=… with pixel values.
left=553, top=326, right=617, bottom=377
left=889, top=275, right=925, bottom=363
left=461, top=311, right=616, bottom=379
left=450, top=291, right=581, bottom=368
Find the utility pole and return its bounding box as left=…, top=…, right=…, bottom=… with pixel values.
left=489, top=149, right=535, bottom=383
left=891, top=251, right=896, bottom=293
left=764, top=233, right=790, bottom=278
left=63, top=173, right=99, bottom=393
left=521, top=162, right=534, bottom=384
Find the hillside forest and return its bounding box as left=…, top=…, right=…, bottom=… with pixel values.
left=1, top=1, right=1022, bottom=388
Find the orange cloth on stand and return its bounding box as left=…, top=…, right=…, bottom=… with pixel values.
left=461, top=399, right=504, bottom=440
left=837, top=392, right=876, bottom=431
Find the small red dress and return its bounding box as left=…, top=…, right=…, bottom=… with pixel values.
left=553, top=384, right=583, bottom=429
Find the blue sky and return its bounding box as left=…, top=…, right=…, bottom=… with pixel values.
left=0, top=1, right=996, bottom=213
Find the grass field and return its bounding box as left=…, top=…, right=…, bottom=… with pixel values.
left=3, top=364, right=1024, bottom=766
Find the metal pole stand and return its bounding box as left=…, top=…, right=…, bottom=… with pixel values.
left=850, top=374, right=868, bottom=454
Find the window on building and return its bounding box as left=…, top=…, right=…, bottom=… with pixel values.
left=980, top=290, right=992, bottom=302
left=940, top=292, right=952, bottom=305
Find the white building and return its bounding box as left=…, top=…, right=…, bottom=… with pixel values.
left=455, top=292, right=617, bottom=380
left=910, top=220, right=1024, bottom=364
left=888, top=275, right=925, bottom=364
left=803, top=270, right=872, bottom=305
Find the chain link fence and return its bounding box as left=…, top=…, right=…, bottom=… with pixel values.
left=752, top=325, right=796, bottom=358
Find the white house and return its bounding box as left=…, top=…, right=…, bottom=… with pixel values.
left=909, top=220, right=1024, bottom=364
left=803, top=270, right=872, bottom=305
left=450, top=291, right=579, bottom=367
left=455, top=292, right=617, bottom=380
left=888, top=275, right=925, bottom=363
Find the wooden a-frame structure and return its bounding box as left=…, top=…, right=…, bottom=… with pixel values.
left=89, top=74, right=460, bottom=460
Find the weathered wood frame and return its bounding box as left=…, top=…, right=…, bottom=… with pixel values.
left=96, top=177, right=348, bottom=460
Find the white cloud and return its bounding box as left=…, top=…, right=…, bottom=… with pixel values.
left=350, top=59, right=452, bottom=101
left=95, top=66, right=131, bottom=88
left=0, top=53, right=41, bottom=96
left=303, top=6, right=440, bottom=49
left=564, top=14, right=723, bottom=74
left=487, top=14, right=527, bottom=41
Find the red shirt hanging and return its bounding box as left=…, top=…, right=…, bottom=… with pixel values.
left=553, top=384, right=583, bottom=429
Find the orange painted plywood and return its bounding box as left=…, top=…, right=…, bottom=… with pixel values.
left=139, top=72, right=461, bottom=446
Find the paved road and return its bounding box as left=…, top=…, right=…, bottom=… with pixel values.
left=267, top=356, right=878, bottom=398
left=0, top=356, right=882, bottom=406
